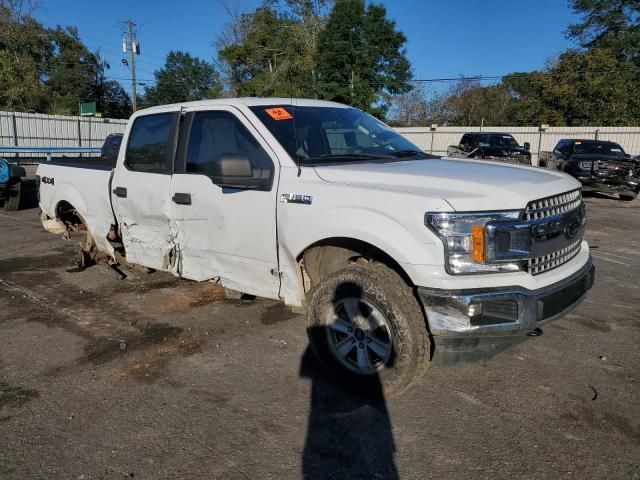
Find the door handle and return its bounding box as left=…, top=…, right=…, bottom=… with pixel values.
left=172, top=193, right=192, bottom=205
left=113, top=186, right=127, bottom=198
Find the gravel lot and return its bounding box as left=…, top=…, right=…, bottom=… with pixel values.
left=1, top=185, right=639, bottom=480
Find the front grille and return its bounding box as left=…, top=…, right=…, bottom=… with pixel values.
left=527, top=239, right=582, bottom=275
left=524, top=189, right=582, bottom=221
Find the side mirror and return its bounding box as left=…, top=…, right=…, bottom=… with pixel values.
left=210, top=154, right=271, bottom=190
left=523, top=142, right=531, bottom=152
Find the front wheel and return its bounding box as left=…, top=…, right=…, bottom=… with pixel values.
left=306, top=263, right=430, bottom=396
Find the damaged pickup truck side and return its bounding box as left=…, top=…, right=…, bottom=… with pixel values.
left=37, top=98, right=595, bottom=394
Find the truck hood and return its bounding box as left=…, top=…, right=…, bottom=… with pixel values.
left=313, top=157, right=581, bottom=211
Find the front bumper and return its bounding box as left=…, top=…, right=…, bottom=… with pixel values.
left=574, top=174, right=640, bottom=194
left=417, top=257, right=595, bottom=364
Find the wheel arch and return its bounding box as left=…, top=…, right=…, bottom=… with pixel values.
left=296, top=236, right=415, bottom=289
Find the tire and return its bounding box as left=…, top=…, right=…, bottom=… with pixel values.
left=3, top=179, right=21, bottom=211
left=619, top=191, right=636, bottom=201
left=306, top=263, right=430, bottom=396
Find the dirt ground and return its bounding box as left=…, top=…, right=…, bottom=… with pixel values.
left=0, top=184, right=639, bottom=480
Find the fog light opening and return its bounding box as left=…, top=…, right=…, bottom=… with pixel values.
left=527, top=328, right=543, bottom=337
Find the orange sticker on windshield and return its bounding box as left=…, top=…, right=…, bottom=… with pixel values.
left=265, top=107, right=292, bottom=121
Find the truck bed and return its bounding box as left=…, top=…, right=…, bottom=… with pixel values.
left=37, top=161, right=116, bottom=255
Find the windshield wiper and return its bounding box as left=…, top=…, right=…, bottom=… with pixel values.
left=317, top=153, right=392, bottom=159
left=306, top=153, right=394, bottom=164
left=389, top=149, right=431, bottom=158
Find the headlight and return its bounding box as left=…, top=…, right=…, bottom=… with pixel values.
left=425, top=211, right=529, bottom=274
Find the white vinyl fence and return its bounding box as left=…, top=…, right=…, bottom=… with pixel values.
left=395, top=126, right=640, bottom=165
left=0, top=111, right=127, bottom=162
left=2, top=110, right=639, bottom=166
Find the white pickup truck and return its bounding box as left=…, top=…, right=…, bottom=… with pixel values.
left=37, top=98, right=594, bottom=394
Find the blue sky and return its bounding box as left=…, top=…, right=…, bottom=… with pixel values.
left=34, top=0, right=580, bottom=95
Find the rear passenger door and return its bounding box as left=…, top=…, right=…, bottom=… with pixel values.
left=111, top=110, right=180, bottom=271
left=169, top=106, right=281, bottom=299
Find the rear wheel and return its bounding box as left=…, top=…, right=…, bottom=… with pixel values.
left=306, top=263, right=430, bottom=396
left=2, top=179, right=21, bottom=211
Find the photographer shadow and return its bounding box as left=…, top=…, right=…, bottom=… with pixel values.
left=300, top=344, right=399, bottom=480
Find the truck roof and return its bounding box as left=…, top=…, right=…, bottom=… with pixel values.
left=136, top=97, right=349, bottom=115
left=463, top=132, right=515, bottom=137
left=560, top=139, right=619, bottom=145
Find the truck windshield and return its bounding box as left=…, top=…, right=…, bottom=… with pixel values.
left=250, top=105, right=432, bottom=165
left=573, top=141, right=625, bottom=157
left=476, top=134, right=519, bottom=148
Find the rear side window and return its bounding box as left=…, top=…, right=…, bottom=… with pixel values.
left=125, top=113, right=176, bottom=173
left=185, top=111, right=272, bottom=176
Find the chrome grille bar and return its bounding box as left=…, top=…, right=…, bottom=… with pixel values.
left=524, top=189, right=584, bottom=275
left=527, top=239, right=582, bottom=275
left=524, top=189, right=582, bottom=221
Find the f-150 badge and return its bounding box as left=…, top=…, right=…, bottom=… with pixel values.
left=280, top=193, right=312, bottom=205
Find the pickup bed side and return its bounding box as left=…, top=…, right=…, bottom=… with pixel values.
left=38, top=162, right=116, bottom=255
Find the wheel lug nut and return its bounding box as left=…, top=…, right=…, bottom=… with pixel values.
left=351, top=338, right=355, bottom=343
left=359, top=343, right=364, bottom=348
left=348, top=327, right=353, bottom=332
left=366, top=337, right=371, bottom=343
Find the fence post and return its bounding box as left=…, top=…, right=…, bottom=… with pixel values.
left=77, top=118, right=82, bottom=160
left=11, top=113, right=19, bottom=162
left=594, top=129, right=599, bottom=140
left=430, top=126, right=436, bottom=154
left=536, top=130, right=543, bottom=166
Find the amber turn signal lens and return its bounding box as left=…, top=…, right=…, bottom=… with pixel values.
left=471, top=225, right=485, bottom=263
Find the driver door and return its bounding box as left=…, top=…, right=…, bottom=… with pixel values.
left=169, top=106, right=281, bottom=299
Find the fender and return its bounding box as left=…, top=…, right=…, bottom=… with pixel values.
left=276, top=204, right=446, bottom=307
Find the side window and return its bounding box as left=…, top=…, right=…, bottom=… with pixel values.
left=558, top=141, right=571, bottom=155
left=185, top=111, right=272, bottom=176
left=460, top=134, right=469, bottom=149
left=125, top=113, right=176, bottom=173
left=553, top=141, right=565, bottom=154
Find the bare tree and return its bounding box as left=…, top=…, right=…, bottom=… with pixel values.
left=0, top=0, right=38, bottom=21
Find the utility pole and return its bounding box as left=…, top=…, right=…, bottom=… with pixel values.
left=128, top=20, right=137, bottom=112
left=121, top=19, right=139, bottom=112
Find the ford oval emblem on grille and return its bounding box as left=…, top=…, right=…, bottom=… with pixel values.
left=566, top=220, right=580, bottom=239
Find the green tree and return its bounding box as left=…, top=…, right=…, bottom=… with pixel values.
left=0, top=3, right=132, bottom=116
left=0, top=4, right=50, bottom=112
left=568, top=0, right=640, bottom=60
left=45, top=25, right=101, bottom=114
left=315, top=0, right=412, bottom=116
left=526, top=48, right=639, bottom=126
left=95, top=79, right=131, bottom=119
left=217, top=1, right=328, bottom=97
left=142, top=51, right=223, bottom=107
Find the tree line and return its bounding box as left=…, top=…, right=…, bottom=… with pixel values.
left=1, top=0, right=638, bottom=126
left=0, top=0, right=131, bottom=117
